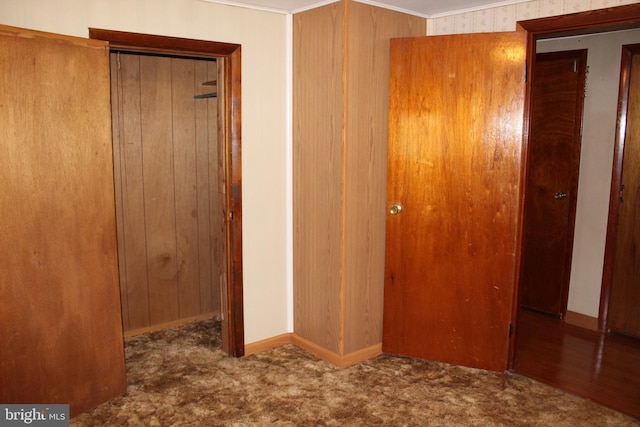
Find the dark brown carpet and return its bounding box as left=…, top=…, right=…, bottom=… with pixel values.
left=71, top=318, right=639, bottom=426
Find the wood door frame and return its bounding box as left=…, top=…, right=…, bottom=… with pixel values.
left=512, top=4, right=640, bottom=365
left=89, top=28, right=244, bottom=357
left=601, top=43, right=640, bottom=333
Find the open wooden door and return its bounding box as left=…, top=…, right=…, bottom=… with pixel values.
left=382, top=32, right=526, bottom=372
left=606, top=44, right=640, bottom=338
left=519, top=50, right=587, bottom=317
left=0, top=25, right=126, bottom=415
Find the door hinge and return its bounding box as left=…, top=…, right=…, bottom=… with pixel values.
left=525, top=64, right=528, bottom=83
left=509, top=322, right=514, bottom=338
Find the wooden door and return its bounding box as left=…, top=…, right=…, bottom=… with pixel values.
left=608, top=45, right=640, bottom=338
left=519, top=50, right=587, bottom=317
left=0, top=26, right=125, bottom=415
left=382, top=32, right=526, bottom=372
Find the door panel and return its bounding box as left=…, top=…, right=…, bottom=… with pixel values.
left=0, top=26, right=126, bottom=415
left=383, top=32, right=526, bottom=372
left=519, top=50, right=587, bottom=317
left=608, top=47, right=640, bottom=338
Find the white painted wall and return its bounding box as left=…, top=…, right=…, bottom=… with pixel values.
left=537, top=29, right=640, bottom=317
left=0, top=0, right=290, bottom=345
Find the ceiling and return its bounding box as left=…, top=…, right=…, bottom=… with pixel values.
left=211, top=0, right=528, bottom=17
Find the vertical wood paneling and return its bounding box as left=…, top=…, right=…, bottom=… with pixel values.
left=113, top=53, right=222, bottom=331
left=293, top=2, right=345, bottom=354
left=110, top=57, right=129, bottom=331
left=211, top=59, right=224, bottom=313
left=194, top=60, right=215, bottom=313
left=140, top=55, right=180, bottom=325
left=343, top=2, right=426, bottom=354
left=114, top=54, right=151, bottom=330
left=172, top=58, right=201, bottom=318
left=293, top=0, right=426, bottom=358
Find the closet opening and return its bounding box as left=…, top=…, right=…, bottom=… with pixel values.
left=90, top=29, right=244, bottom=357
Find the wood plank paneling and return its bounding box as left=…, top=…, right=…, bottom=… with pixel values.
left=141, top=55, right=180, bottom=325
left=112, top=54, right=150, bottom=330
left=172, top=58, right=200, bottom=318
left=194, top=61, right=216, bottom=313
left=112, top=53, right=222, bottom=332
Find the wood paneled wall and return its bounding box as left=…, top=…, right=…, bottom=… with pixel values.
left=293, top=0, right=426, bottom=360
left=294, top=2, right=345, bottom=355
left=110, top=53, right=224, bottom=332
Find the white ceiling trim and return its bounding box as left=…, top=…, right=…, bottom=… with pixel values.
left=428, top=0, right=530, bottom=18
left=354, top=0, right=428, bottom=18
left=291, top=0, right=341, bottom=14
left=198, top=0, right=292, bottom=14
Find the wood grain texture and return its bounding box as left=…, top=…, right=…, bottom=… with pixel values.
left=343, top=2, right=426, bottom=354
left=0, top=25, right=125, bottom=415
left=140, top=55, right=181, bottom=325
left=113, top=54, right=150, bottom=330
left=293, top=2, right=346, bottom=354
left=194, top=60, right=222, bottom=314
left=383, top=33, right=526, bottom=372
left=111, top=53, right=222, bottom=331
left=172, top=58, right=200, bottom=319
left=608, top=49, right=640, bottom=338
left=224, top=46, right=245, bottom=357
left=519, top=50, right=586, bottom=317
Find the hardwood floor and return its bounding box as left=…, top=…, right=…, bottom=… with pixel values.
left=513, top=309, right=640, bottom=419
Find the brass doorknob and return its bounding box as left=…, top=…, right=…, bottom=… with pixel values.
left=554, top=192, right=567, bottom=200
left=389, top=203, right=403, bottom=215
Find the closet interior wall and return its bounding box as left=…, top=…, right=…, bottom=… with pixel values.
left=110, top=53, right=224, bottom=333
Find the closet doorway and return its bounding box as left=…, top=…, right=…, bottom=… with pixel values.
left=110, top=52, right=223, bottom=333
left=90, top=29, right=244, bottom=357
